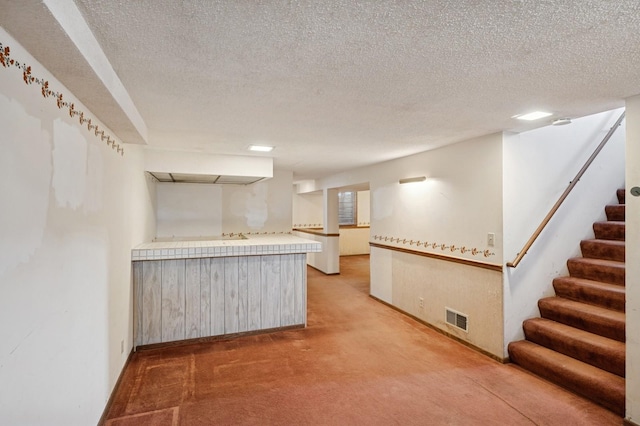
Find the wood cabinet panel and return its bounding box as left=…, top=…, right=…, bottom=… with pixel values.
left=200, top=258, right=211, bottom=337
left=224, top=257, right=239, bottom=334
left=294, top=253, right=306, bottom=325
left=133, top=254, right=307, bottom=347
left=185, top=259, right=201, bottom=339
left=161, top=259, right=186, bottom=342
left=211, top=258, right=225, bottom=336
left=261, top=255, right=281, bottom=329
left=141, top=261, right=162, bottom=345
left=238, top=257, right=249, bottom=333
left=247, top=256, right=262, bottom=332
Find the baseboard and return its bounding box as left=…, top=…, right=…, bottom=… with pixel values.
left=307, top=264, right=340, bottom=275
left=369, top=295, right=509, bottom=364
left=135, top=324, right=305, bottom=352
left=97, top=348, right=135, bottom=426
left=624, top=417, right=640, bottom=426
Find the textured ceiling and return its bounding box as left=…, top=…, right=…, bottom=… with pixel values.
left=2, top=1, right=640, bottom=180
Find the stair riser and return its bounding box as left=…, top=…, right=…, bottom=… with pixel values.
left=567, top=260, right=625, bottom=286
left=538, top=306, right=625, bottom=342
left=580, top=240, right=625, bottom=262
left=593, top=223, right=625, bottom=241
left=552, top=279, right=625, bottom=312
left=508, top=344, right=625, bottom=416
left=617, top=189, right=625, bottom=204
left=523, top=322, right=625, bottom=377
left=605, top=205, right=625, bottom=221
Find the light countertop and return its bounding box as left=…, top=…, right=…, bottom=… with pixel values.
left=132, top=234, right=322, bottom=261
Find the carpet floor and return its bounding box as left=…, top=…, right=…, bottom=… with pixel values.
left=102, top=255, right=622, bottom=425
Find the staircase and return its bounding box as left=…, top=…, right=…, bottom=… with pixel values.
left=508, top=189, right=626, bottom=415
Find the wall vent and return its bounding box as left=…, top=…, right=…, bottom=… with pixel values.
left=445, top=308, right=468, bottom=332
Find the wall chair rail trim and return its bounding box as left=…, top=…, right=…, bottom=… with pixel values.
left=369, top=242, right=503, bottom=272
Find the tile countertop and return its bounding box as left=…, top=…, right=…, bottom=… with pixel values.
left=132, top=234, right=323, bottom=261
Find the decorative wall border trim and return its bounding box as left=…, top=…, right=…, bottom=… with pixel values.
left=293, top=223, right=323, bottom=228
left=372, top=234, right=495, bottom=258
left=293, top=228, right=340, bottom=237
left=370, top=242, right=502, bottom=272
left=221, top=231, right=292, bottom=237
left=0, top=42, right=124, bottom=156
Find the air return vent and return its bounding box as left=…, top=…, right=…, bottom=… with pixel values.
left=445, top=308, right=468, bottom=332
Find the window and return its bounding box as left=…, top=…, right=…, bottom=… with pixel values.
left=338, top=191, right=356, bottom=226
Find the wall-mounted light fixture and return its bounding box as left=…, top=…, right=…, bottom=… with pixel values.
left=552, top=118, right=572, bottom=126
left=399, top=176, right=426, bottom=184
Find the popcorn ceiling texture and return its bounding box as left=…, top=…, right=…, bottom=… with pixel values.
left=4, top=1, right=640, bottom=179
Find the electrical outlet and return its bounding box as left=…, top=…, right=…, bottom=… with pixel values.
left=121, top=340, right=124, bottom=354
left=487, top=233, right=495, bottom=247
left=419, top=297, right=424, bottom=309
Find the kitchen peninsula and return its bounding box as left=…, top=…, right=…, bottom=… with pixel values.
left=132, top=234, right=322, bottom=347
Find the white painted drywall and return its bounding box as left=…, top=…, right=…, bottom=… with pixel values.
left=304, top=133, right=505, bottom=356
left=357, top=190, right=370, bottom=226
left=155, top=169, right=293, bottom=238
left=625, top=95, right=640, bottom=423
left=145, top=147, right=273, bottom=178
left=0, top=27, right=155, bottom=426
left=502, top=109, right=625, bottom=355
left=292, top=191, right=323, bottom=228
left=156, top=183, right=222, bottom=238
left=222, top=169, right=293, bottom=233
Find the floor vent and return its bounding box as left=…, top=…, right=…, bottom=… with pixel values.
left=446, top=308, right=468, bottom=332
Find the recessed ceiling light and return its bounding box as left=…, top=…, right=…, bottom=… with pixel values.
left=514, top=111, right=553, bottom=121
left=248, top=145, right=274, bottom=152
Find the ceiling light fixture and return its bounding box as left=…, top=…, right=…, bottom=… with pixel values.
left=248, top=145, right=274, bottom=152
left=552, top=118, right=572, bottom=126
left=514, top=111, right=553, bottom=121
left=399, top=176, right=426, bottom=184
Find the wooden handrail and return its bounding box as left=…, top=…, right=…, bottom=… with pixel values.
left=506, top=111, right=626, bottom=268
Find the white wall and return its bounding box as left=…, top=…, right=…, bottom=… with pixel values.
left=307, top=133, right=505, bottom=356
left=357, top=190, right=370, bottom=226
left=339, top=190, right=370, bottom=255
left=223, top=170, right=293, bottom=233
left=156, top=170, right=293, bottom=238
left=0, top=28, right=155, bottom=425
left=502, top=109, right=626, bottom=354
left=625, top=95, right=640, bottom=424
left=156, top=183, right=222, bottom=238
left=145, top=147, right=273, bottom=179
left=292, top=191, right=323, bottom=228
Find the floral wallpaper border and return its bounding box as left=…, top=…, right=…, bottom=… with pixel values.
left=1, top=42, right=124, bottom=156
left=371, top=234, right=495, bottom=258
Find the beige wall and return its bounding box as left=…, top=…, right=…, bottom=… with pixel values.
left=625, top=95, right=640, bottom=423
left=387, top=249, right=503, bottom=357
left=339, top=227, right=370, bottom=255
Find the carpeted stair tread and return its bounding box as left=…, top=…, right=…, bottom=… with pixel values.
left=522, top=318, right=625, bottom=377
left=567, top=257, right=625, bottom=286
left=593, top=221, right=625, bottom=241
left=617, top=189, right=625, bottom=204
left=538, top=297, right=625, bottom=341
left=604, top=204, right=625, bottom=221
left=552, top=276, right=625, bottom=312
left=580, top=239, right=625, bottom=262
left=508, top=340, right=625, bottom=415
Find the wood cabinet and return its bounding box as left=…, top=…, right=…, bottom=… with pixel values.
left=133, top=253, right=307, bottom=347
